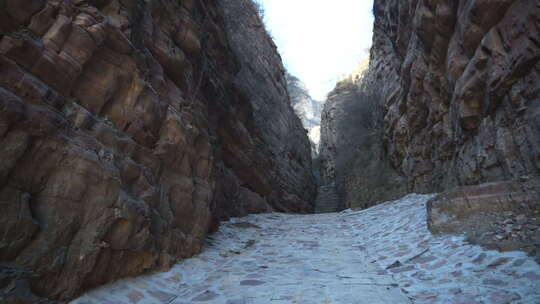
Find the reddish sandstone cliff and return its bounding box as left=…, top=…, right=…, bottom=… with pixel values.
left=0, top=0, right=315, bottom=302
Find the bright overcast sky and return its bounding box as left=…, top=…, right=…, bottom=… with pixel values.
left=259, top=0, right=374, bottom=100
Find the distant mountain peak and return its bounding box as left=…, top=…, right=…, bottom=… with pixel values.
left=287, top=73, right=322, bottom=155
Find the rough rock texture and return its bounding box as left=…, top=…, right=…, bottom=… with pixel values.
left=371, top=0, right=540, bottom=192
left=213, top=0, right=315, bottom=221
left=285, top=73, right=322, bottom=203
left=427, top=179, right=540, bottom=262
left=0, top=0, right=314, bottom=302
left=286, top=73, right=322, bottom=155
left=319, top=60, right=407, bottom=210
left=320, top=0, right=540, bottom=209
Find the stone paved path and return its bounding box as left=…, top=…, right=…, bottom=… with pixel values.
left=72, top=194, right=540, bottom=304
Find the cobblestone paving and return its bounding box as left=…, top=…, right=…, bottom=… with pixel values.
left=72, top=194, right=540, bottom=304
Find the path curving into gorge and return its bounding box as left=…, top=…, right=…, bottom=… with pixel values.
left=73, top=194, right=540, bottom=304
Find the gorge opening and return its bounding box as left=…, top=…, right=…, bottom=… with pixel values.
left=0, top=0, right=539, bottom=303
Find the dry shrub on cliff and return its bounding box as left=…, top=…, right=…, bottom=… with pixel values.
left=253, top=0, right=266, bottom=21
left=252, top=0, right=276, bottom=40
left=335, top=78, right=385, bottom=152
left=351, top=86, right=384, bottom=133
left=333, top=77, right=387, bottom=206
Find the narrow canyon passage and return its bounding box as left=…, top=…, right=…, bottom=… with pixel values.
left=2, top=0, right=540, bottom=302
left=73, top=195, right=540, bottom=304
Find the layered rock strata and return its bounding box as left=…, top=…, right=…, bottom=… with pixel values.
left=320, top=0, right=540, bottom=209
left=0, top=0, right=315, bottom=302
left=285, top=74, right=324, bottom=209
left=371, top=0, right=540, bottom=192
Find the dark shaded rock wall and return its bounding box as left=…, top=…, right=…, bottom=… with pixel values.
left=320, top=0, right=540, bottom=209
left=211, top=0, right=316, bottom=221
left=0, top=0, right=315, bottom=302
left=319, top=62, right=407, bottom=210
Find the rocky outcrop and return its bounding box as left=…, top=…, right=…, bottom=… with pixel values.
left=319, top=60, right=407, bottom=210
left=371, top=0, right=540, bottom=192
left=320, top=0, right=540, bottom=209
left=0, top=0, right=315, bottom=302
left=428, top=181, right=539, bottom=235
left=286, top=73, right=322, bottom=155
left=427, top=179, right=540, bottom=262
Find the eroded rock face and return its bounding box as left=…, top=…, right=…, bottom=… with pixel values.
left=320, top=0, right=540, bottom=209
left=0, top=0, right=314, bottom=302
left=371, top=0, right=540, bottom=192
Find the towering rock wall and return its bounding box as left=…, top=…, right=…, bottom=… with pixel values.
left=0, top=0, right=315, bottom=302
left=212, top=0, right=315, bottom=222
left=320, top=0, right=540, bottom=209
left=372, top=0, right=540, bottom=192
